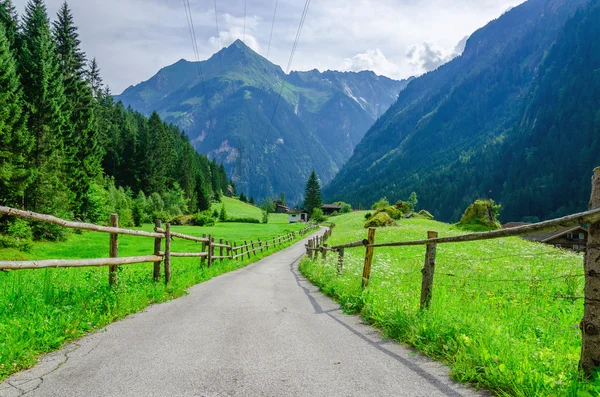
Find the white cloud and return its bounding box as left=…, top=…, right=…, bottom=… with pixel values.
left=208, top=13, right=260, bottom=53
left=407, top=36, right=469, bottom=74
left=341, top=49, right=399, bottom=77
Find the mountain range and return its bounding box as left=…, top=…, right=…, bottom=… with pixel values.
left=116, top=41, right=409, bottom=203
left=325, top=0, right=599, bottom=222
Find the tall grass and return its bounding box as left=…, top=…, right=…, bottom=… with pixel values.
left=0, top=221, right=306, bottom=381
left=300, top=212, right=600, bottom=396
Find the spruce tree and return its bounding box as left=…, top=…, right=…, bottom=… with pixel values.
left=87, top=57, right=103, bottom=98
left=0, top=24, right=32, bottom=208
left=19, top=0, right=71, bottom=215
left=53, top=2, right=101, bottom=217
left=195, top=173, right=211, bottom=211
left=303, top=171, right=322, bottom=216
left=0, top=0, right=19, bottom=53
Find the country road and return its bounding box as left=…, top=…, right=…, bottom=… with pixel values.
left=0, top=229, right=485, bottom=397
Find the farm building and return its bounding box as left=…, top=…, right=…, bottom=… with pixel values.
left=274, top=204, right=289, bottom=213
left=288, top=210, right=308, bottom=223
left=321, top=204, right=342, bottom=215
left=520, top=226, right=588, bottom=252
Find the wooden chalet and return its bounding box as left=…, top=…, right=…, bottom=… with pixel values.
left=321, top=204, right=342, bottom=216
left=274, top=204, right=289, bottom=213
left=515, top=225, right=589, bottom=252
left=288, top=210, right=308, bottom=223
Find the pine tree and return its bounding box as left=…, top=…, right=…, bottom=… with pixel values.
left=87, top=57, right=103, bottom=98
left=195, top=172, right=211, bottom=211
left=303, top=171, right=322, bottom=216
left=0, top=0, right=19, bottom=53
left=53, top=2, right=101, bottom=217
left=19, top=0, right=71, bottom=215
left=0, top=24, right=32, bottom=208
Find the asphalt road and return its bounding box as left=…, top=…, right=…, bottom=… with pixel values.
left=0, top=229, right=485, bottom=397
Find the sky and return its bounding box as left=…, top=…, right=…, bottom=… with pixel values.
left=14, top=0, right=526, bottom=94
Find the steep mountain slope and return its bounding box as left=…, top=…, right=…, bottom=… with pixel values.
left=116, top=41, right=408, bottom=203
left=324, top=0, right=593, bottom=222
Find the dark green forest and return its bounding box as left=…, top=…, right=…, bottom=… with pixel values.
left=0, top=0, right=228, bottom=242
left=325, top=0, right=599, bottom=223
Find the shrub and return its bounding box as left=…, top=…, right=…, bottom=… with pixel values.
left=457, top=199, right=502, bottom=231
left=132, top=191, right=150, bottom=226
left=340, top=203, right=352, bottom=214
left=364, top=212, right=373, bottom=220
left=418, top=210, right=435, bottom=220
left=168, top=215, right=193, bottom=225
left=261, top=210, right=269, bottom=224
left=395, top=200, right=411, bottom=214
left=408, top=192, right=418, bottom=211
left=219, top=205, right=227, bottom=222
left=311, top=208, right=326, bottom=223
left=364, top=212, right=397, bottom=228
left=372, top=197, right=389, bottom=211
left=83, top=182, right=110, bottom=223
left=191, top=212, right=216, bottom=226
left=223, top=217, right=260, bottom=224
left=163, top=183, right=189, bottom=218
left=381, top=206, right=402, bottom=220
left=107, top=184, right=134, bottom=227
left=212, top=209, right=219, bottom=218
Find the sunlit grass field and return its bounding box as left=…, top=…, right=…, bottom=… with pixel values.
left=0, top=201, right=306, bottom=382
left=300, top=211, right=598, bottom=396
left=211, top=196, right=290, bottom=224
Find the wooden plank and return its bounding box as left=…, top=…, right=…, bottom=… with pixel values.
left=0, top=255, right=163, bottom=270
left=361, top=228, right=376, bottom=288
left=581, top=167, right=600, bottom=376
left=201, top=234, right=207, bottom=265
left=420, top=231, right=438, bottom=310
left=159, top=252, right=208, bottom=258
left=153, top=220, right=162, bottom=281
left=245, top=240, right=251, bottom=259
left=109, top=214, right=118, bottom=286
left=155, top=228, right=209, bottom=243
left=0, top=206, right=163, bottom=238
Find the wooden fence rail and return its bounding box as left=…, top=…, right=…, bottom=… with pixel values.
left=304, top=166, right=600, bottom=377
left=0, top=207, right=319, bottom=285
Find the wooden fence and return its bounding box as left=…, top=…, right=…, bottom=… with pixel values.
left=305, top=166, right=600, bottom=376
left=0, top=206, right=318, bottom=285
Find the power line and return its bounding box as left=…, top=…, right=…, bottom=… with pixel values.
left=266, top=0, right=278, bottom=60
left=265, top=0, right=312, bottom=137
left=213, top=0, right=223, bottom=74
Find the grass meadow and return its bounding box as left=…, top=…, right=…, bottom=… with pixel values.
left=300, top=211, right=598, bottom=396
left=0, top=200, right=306, bottom=382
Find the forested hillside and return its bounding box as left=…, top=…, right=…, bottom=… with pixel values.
left=116, top=41, right=409, bottom=204
left=0, top=0, right=228, bottom=242
left=324, top=0, right=596, bottom=223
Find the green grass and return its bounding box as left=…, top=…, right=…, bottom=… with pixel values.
left=300, top=211, right=599, bottom=396
left=211, top=197, right=290, bottom=224
left=0, top=220, right=307, bottom=382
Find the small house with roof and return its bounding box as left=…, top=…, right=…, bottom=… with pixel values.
left=321, top=204, right=342, bottom=216
left=520, top=226, right=589, bottom=252
left=288, top=210, right=308, bottom=223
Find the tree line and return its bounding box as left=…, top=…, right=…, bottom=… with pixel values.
left=0, top=0, right=229, bottom=242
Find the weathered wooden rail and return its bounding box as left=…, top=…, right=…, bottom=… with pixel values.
left=305, top=167, right=600, bottom=376
left=0, top=205, right=318, bottom=286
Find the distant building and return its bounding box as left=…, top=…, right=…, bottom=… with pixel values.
left=274, top=204, right=289, bottom=213
left=288, top=210, right=308, bottom=223
left=519, top=226, right=589, bottom=252
left=321, top=204, right=342, bottom=216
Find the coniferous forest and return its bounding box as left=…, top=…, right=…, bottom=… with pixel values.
left=0, top=0, right=229, bottom=243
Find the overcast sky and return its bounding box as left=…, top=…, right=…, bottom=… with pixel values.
left=14, top=0, right=526, bottom=94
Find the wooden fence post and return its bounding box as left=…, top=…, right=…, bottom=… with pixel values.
left=258, top=238, right=263, bottom=253
left=245, top=241, right=251, bottom=259
left=322, top=244, right=328, bottom=260
left=580, top=167, right=600, bottom=376
left=109, top=214, right=118, bottom=286
left=233, top=242, right=237, bottom=259
left=227, top=241, right=232, bottom=259
left=361, top=227, right=376, bottom=288
left=219, top=238, right=224, bottom=260
left=153, top=219, right=162, bottom=281
left=337, top=248, right=344, bottom=275
left=201, top=234, right=207, bottom=265
left=207, top=235, right=213, bottom=267
left=420, top=231, right=438, bottom=310
left=164, top=223, right=171, bottom=284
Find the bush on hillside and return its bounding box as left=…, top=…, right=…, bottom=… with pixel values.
left=380, top=206, right=402, bottom=220
left=364, top=212, right=373, bottom=220
left=168, top=214, right=193, bottom=225
left=395, top=200, right=411, bottom=214
left=372, top=197, right=390, bottom=211
left=191, top=212, right=216, bottom=226
left=311, top=208, right=327, bottom=223
left=457, top=199, right=502, bottom=231
left=418, top=210, right=435, bottom=220
left=364, top=212, right=398, bottom=228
